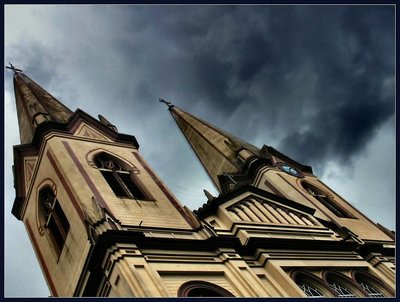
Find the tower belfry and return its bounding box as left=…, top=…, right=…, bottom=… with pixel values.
left=9, top=69, right=395, bottom=297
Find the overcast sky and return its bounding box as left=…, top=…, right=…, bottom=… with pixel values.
left=4, top=5, right=395, bottom=297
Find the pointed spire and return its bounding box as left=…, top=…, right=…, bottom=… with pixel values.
left=168, top=105, right=260, bottom=192
left=8, top=67, right=73, bottom=144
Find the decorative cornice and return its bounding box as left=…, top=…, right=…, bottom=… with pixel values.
left=79, top=227, right=363, bottom=296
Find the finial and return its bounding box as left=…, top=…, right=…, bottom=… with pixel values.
left=203, top=189, right=216, bottom=201
left=159, top=98, right=174, bottom=109
left=6, top=62, right=22, bottom=73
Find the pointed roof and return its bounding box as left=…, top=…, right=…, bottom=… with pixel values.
left=11, top=69, right=73, bottom=144
left=168, top=105, right=260, bottom=192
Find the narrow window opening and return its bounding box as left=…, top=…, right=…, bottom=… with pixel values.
left=100, top=170, right=127, bottom=197
left=40, top=187, right=70, bottom=254
left=119, top=172, right=145, bottom=200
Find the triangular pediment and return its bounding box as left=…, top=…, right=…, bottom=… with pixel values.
left=197, top=186, right=337, bottom=243
left=196, top=185, right=316, bottom=218
left=75, top=123, right=113, bottom=142
left=226, top=194, right=320, bottom=227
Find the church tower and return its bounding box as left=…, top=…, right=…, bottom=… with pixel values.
left=10, top=67, right=198, bottom=296
left=10, top=66, right=395, bottom=297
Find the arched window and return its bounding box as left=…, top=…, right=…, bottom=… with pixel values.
left=358, top=282, right=385, bottom=297
left=291, top=270, right=335, bottom=297
left=177, top=281, right=234, bottom=297
left=323, top=270, right=364, bottom=298
left=39, top=187, right=70, bottom=254
left=302, top=182, right=353, bottom=218
left=328, top=281, right=356, bottom=297
left=352, top=270, right=394, bottom=297
left=297, top=282, right=324, bottom=297
left=94, top=153, right=146, bottom=200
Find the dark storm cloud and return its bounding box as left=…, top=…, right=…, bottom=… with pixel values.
left=108, top=5, right=394, bottom=173
left=277, top=7, right=394, bottom=168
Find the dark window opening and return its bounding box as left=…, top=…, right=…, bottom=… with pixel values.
left=95, top=153, right=146, bottom=200
left=186, top=287, right=225, bottom=297
left=100, top=170, right=128, bottom=197
left=39, top=187, right=70, bottom=253
left=178, top=281, right=234, bottom=297
left=119, top=173, right=145, bottom=199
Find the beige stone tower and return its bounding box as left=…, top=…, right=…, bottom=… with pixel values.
left=10, top=67, right=395, bottom=297
left=10, top=68, right=197, bottom=296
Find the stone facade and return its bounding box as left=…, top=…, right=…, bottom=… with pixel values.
left=11, top=71, right=395, bottom=297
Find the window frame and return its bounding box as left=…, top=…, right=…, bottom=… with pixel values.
left=39, top=186, right=70, bottom=256
left=351, top=269, right=394, bottom=297
left=290, top=269, right=337, bottom=297
left=322, top=269, right=366, bottom=297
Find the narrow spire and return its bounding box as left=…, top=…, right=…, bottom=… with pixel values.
left=168, top=105, right=260, bottom=192
left=7, top=68, right=73, bottom=144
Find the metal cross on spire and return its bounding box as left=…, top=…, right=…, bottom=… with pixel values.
left=159, top=98, right=174, bottom=109
left=6, top=62, right=22, bottom=73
